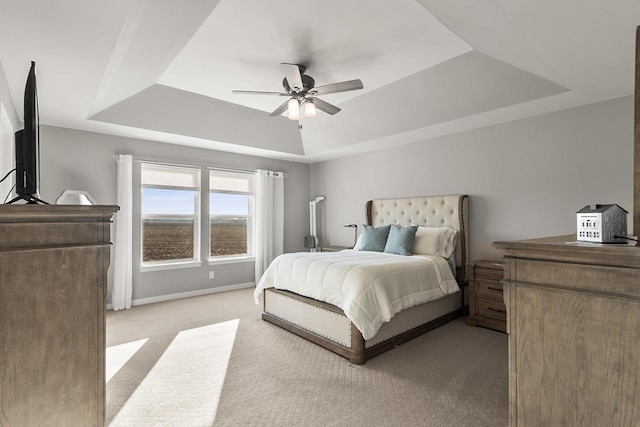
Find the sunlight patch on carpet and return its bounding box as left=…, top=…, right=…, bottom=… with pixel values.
left=109, top=319, right=239, bottom=426
left=106, top=338, right=149, bottom=383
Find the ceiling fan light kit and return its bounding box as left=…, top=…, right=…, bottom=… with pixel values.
left=288, top=98, right=300, bottom=120
left=304, top=100, right=316, bottom=118
left=233, top=63, right=363, bottom=120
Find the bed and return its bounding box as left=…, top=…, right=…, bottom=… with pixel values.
left=255, top=195, right=469, bottom=364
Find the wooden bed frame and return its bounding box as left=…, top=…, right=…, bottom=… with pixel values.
left=261, top=195, right=469, bottom=364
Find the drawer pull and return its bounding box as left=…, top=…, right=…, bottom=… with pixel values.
left=488, top=307, right=506, bottom=314
left=487, top=286, right=503, bottom=292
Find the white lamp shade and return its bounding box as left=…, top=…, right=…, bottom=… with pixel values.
left=288, top=98, right=299, bottom=120
left=55, top=189, right=96, bottom=205
left=304, top=101, right=316, bottom=117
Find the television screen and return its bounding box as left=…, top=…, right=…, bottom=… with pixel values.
left=8, top=61, right=46, bottom=204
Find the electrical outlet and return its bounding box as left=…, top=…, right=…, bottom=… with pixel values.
left=209, top=271, right=215, bottom=279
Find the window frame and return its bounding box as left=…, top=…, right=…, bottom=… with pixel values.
left=139, top=162, right=202, bottom=271
left=208, top=169, right=255, bottom=262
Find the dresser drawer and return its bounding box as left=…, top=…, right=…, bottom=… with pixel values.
left=477, top=298, right=507, bottom=321
left=476, top=278, right=504, bottom=299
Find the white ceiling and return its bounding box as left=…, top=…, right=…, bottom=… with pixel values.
left=0, top=0, right=638, bottom=163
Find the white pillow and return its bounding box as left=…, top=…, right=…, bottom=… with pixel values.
left=412, top=226, right=458, bottom=258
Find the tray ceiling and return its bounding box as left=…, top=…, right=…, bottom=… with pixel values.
left=0, top=0, right=638, bottom=162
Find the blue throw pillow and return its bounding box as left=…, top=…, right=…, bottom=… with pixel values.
left=359, top=224, right=391, bottom=252
left=384, top=224, right=418, bottom=256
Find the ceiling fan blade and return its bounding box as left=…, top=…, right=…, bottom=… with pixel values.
left=311, top=97, right=341, bottom=115
left=270, top=100, right=290, bottom=117
left=232, top=90, right=289, bottom=96
left=310, top=79, right=363, bottom=96
left=281, top=63, right=304, bottom=92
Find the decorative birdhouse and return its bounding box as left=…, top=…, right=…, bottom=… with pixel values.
left=576, top=204, right=627, bottom=243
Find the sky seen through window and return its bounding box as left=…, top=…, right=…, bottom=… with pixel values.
left=142, top=189, right=248, bottom=216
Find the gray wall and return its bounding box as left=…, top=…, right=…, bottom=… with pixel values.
left=39, top=126, right=310, bottom=302
left=7, top=89, right=635, bottom=300
left=310, top=96, right=634, bottom=260
left=0, top=63, right=18, bottom=205
left=0, top=61, right=18, bottom=128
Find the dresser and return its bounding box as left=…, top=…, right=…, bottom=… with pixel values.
left=0, top=205, right=118, bottom=426
left=493, top=235, right=640, bottom=426
left=466, top=260, right=506, bottom=332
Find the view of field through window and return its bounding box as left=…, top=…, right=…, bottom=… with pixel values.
left=210, top=192, right=249, bottom=257
left=143, top=217, right=248, bottom=261
left=143, top=216, right=194, bottom=262
left=141, top=187, right=251, bottom=263
left=142, top=188, right=197, bottom=262
left=210, top=217, right=247, bottom=256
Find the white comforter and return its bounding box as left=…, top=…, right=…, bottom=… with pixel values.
left=254, top=250, right=459, bottom=340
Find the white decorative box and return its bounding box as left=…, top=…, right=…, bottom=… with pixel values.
left=576, top=204, right=627, bottom=243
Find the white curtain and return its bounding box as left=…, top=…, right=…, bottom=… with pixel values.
left=112, top=154, right=133, bottom=311
left=255, top=169, right=285, bottom=283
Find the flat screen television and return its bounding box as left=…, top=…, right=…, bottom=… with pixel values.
left=7, top=61, right=47, bottom=204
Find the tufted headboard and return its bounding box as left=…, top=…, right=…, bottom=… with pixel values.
left=366, top=195, right=469, bottom=283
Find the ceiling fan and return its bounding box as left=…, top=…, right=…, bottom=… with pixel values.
left=232, top=63, right=364, bottom=120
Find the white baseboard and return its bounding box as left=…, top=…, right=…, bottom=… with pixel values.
left=106, top=282, right=255, bottom=310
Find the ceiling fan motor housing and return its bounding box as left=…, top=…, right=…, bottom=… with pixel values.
left=283, top=74, right=316, bottom=95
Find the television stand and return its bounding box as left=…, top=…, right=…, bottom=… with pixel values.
left=6, top=194, right=49, bottom=205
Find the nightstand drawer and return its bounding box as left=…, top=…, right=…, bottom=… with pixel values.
left=475, top=266, right=504, bottom=280
left=476, top=278, right=504, bottom=299
left=467, top=259, right=506, bottom=333
left=477, top=298, right=507, bottom=321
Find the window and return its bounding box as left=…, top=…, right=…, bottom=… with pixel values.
left=209, top=170, right=254, bottom=259
left=141, top=163, right=201, bottom=265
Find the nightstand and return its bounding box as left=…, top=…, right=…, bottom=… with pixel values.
left=466, top=260, right=506, bottom=332
left=319, top=245, right=351, bottom=252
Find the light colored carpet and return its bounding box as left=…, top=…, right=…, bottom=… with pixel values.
left=106, top=288, right=508, bottom=426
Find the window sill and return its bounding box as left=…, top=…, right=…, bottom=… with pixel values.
left=140, top=260, right=203, bottom=273
left=208, top=256, right=255, bottom=266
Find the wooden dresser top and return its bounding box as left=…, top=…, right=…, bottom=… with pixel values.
left=0, top=205, right=119, bottom=222
left=493, top=234, right=640, bottom=269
